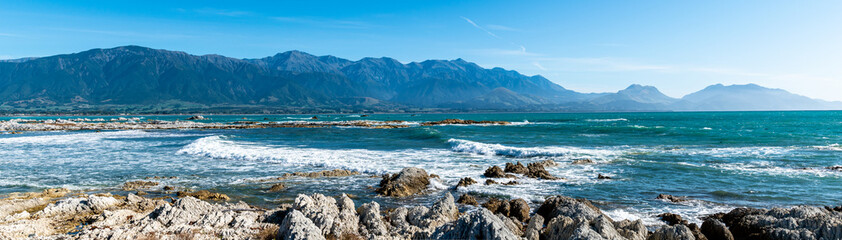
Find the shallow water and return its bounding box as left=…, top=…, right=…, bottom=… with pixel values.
left=1, top=111, right=841, bottom=225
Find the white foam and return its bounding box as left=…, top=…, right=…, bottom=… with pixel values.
left=447, top=138, right=621, bottom=160
left=813, top=144, right=842, bottom=151
left=585, top=118, right=628, bottom=122
left=0, top=130, right=194, bottom=145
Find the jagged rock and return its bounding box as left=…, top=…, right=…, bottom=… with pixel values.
left=458, top=194, right=479, bottom=206
left=486, top=179, right=498, bottom=185
left=291, top=193, right=358, bottom=238
left=572, top=159, right=594, bottom=164
left=121, top=180, right=159, bottom=191
left=524, top=214, right=544, bottom=240
left=525, top=162, right=560, bottom=180
left=536, top=160, right=559, bottom=168
left=496, top=213, right=523, bottom=236
left=37, top=195, right=120, bottom=218
left=504, top=162, right=528, bottom=174
left=543, top=215, right=626, bottom=240
left=425, top=193, right=460, bottom=230
left=503, top=180, right=518, bottom=185
left=484, top=166, right=515, bottom=178
left=388, top=207, right=424, bottom=237
left=598, top=174, right=612, bottom=179
left=701, top=219, right=733, bottom=240
left=657, top=194, right=688, bottom=203
left=376, top=167, right=431, bottom=197
left=825, top=166, right=842, bottom=171
left=615, top=219, right=649, bottom=240
left=186, top=115, right=205, bottom=120
left=536, top=195, right=607, bottom=223
left=457, top=177, right=478, bottom=188
left=358, top=201, right=389, bottom=238
left=176, top=190, right=230, bottom=201
left=162, top=186, right=175, bottom=191
left=659, top=213, right=688, bottom=226
left=421, top=119, right=510, bottom=126
left=280, top=210, right=327, bottom=240
left=429, top=208, right=519, bottom=240
left=719, top=206, right=842, bottom=240
left=647, top=224, right=696, bottom=240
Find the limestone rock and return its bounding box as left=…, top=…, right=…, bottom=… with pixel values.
left=376, top=167, right=431, bottom=197
left=429, top=208, right=519, bottom=240
left=280, top=210, right=327, bottom=240
left=647, top=224, right=696, bottom=240
left=524, top=214, right=544, bottom=240
left=358, top=201, right=389, bottom=238
left=176, top=190, right=230, bottom=201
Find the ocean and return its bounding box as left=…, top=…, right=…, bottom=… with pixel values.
left=1, top=111, right=840, bottom=225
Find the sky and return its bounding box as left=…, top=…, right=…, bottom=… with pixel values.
left=1, top=0, right=841, bottom=101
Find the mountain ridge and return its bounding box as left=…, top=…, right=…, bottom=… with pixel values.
left=0, top=46, right=838, bottom=114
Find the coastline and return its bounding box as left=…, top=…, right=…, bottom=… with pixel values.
left=2, top=167, right=840, bottom=239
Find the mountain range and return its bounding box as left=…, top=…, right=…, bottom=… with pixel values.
left=0, top=46, right=839, bottom=114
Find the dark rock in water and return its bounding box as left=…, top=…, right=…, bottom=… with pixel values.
left=658, top=213, right=687, bottom=226
left=482, top=198, right=510, bottom=217
left=484, top=166, right=516, bottom=178
left=597, top=174, right=611, bottom=179
left=456, top=177, right=477, bottom=188
left=311, top=116, right=318, bottom=120
left=657, top=194, right=689, bottom=203
left=421, top=119, right=509, bottom=126
left=457, top=194, right=478, bottom=206
left=536, top=195, right=606, bottom=224
left=163, top=186, right=175, bottom=191
left=826, top=166, right=842, bottom=171
left=571, top=159, right=594, bottom=164
left=186, top=115, right=205, bottom=120
left=430, top=174, right=441, bottom=179
left=508, top=199, right=530, bottom=222
left=486, top=179, right=498, bottom=185
left=375, top=167, right=431, bottom=197
left=502, top=180, right=518, bottom=185
left=720, top=206, right=842, bottom=240
left=701, top=218, right=734, bottom=240
left=360, top=114, right=369, bottom=117
left=535, top=160, right=559, bottom=168
left=825, top=205, right=842, bottom=212
left=524, top=162, right=560, bottom=180
left=268, top=183, right=286, bottom=192
left=504, top=162, right=528, bottom=174
left=122, top=180, right=159, bottom=191
left=176, top=190, right=230, bottom=201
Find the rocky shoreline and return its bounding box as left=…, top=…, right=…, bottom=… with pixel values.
left=2, top=167, right=840, bottom=240
left=0, top=118, right=510, bottom=133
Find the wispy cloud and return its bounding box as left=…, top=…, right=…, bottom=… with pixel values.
left=272, top=17, right=374, bottom=29
left=460, top=17, right=528, bottom=57
left=486, top=24, right=519, bottom=32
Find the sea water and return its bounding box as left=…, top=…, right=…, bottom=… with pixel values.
left=1, top=111, right=841, bottom=225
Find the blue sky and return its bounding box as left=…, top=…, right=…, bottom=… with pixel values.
left=1, top=0, right=841, bottom=101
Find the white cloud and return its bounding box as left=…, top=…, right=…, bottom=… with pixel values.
left=486, top=24, right=519, bottom=31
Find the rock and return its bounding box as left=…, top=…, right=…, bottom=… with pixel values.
left=458, top=194, right=479, bottom=206
left=291, top=193, right=358, bottom=238
left=421, top=119, right=510, bottom=126
left=615, top=219, right=649, bottom=240
left=536, top=160, right=559, bottom=168
left=719, top=206, right=842, bottom=240
left=572, top=159, right=594, bottom=164
left=826, top=166, right=842, bottom=171
left=176, top=190, right=230, bottom=201
left=311, top=116, right=318, bottom=120
left=504, top=162, right=528, bottom=174
left=162, top=186, right=175, bottom=191
left=284, top=169, right=360, bottom=179
left=186, top=115, right=205, bottom=120
left=430, top=174, right=441, bottom=179
left=425, top=193, right=459, bottom=229
left=358, top=201, right=389, bottom=238
left=502, top=181, right=518, bottom=185
left=429, top=208, right=519, bottom=240
left=279, top=210, right=327, bottom=240
left=508, top=199, right=530, bottom=222
left=482, top=198, right=510, bottom=216
left=598, top=174, right=612, bottom=179
left=376, top=167, right=431, bottom=197
left=659, top=213, right=688, bottom=226
left=486, top=179, right=498, bottom=185
left=536, top=195, right=607, bottom=224
left=457, top=177, right=478, bottom=188
left=496, top=213, right=523, bottom=236
left=701, top=218, right=734, bottom=240
left=269, top=183, right=286, bottom=192
left=484, top=166, right=516, bottom=178
left=121, top=180, right=159, bottom=191
left=647, top=224, right=696, bottom=240
left=525, top=162, right=560, bottom=180
left=37, top=195, right=120, bottom=218
left=543, top=215, right=627, bottom=240
left=657, top=194, right=689, bottom=203
left=524, top=214, right=544, bottom=240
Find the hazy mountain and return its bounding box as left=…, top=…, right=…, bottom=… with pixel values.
left=0, top=46, right=838, bottom=113
left=673, top=84, right=842, bottom=111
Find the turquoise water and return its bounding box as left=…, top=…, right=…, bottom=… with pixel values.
left=1, top=111, right=841, bottom=225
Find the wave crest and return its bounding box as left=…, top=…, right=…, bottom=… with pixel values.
left=447, top=138, right=619, bottom=160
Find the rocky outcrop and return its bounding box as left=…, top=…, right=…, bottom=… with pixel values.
left=175, top=190, right=230, bottom=201
left=572, top=159, right=594, bottom=164
left=701, top=219, right=733, bottom=240
left=358, top=201, right=389, bottom=238
left=484, top=166, right=516, bottom=178
left=718, top=206, right=842, bottom=240
left=429, top=208, right=520, bottom=240
left=280, top=210, right=326, bottom=240
left=647, top=224, right=696, bottom=240
left=269, top=183, right=286, bottom=192
left=376, top=167, right=431, bottom=197
left=122, top=180, right=159, bottom=191
left=458, top=194, right=479, bottom=206
left=657, top=194, right=689, bottom=203
left=421, top=119, right=510, bottom=126
left=482, top=198, right=531, bottom=223
left=536, top=195, right=648, bottom=240
left=524, top=162, right=560, bottom=180
left=504, top=162, right=528, bottom=174
left=291, top=193, right=359, bottom=238
left=524, top=214, right=544, bottom=240
left=457, top=177, right=478, bottom=188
